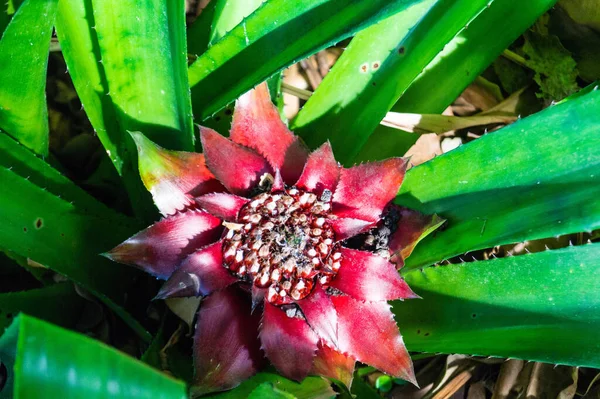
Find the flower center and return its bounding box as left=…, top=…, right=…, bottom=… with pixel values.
left=221, top=188, right=340, bottom=305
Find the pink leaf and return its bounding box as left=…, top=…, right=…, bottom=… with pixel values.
left=296, top=142, right=340, bottom=196
left=297, top=285, right=338, bottom=349
left=330, top=248, right=417, bottom=301
left=332, top=295, right=416, bottom=385
left=156, top=241, right=237, bottom=299
left=200, top=127, right=272, bottom=196
left=195, top=193, right=249, bottom=221
left=231, top=83, right=308, bottom=183
left=332, top=158, right=408, bottom=222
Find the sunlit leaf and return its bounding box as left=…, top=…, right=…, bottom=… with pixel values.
left=396, top=244, right=600, bottom=367
left=0, top=0, right=57, bottom=155
left=398, top=85, right=600, bottom=270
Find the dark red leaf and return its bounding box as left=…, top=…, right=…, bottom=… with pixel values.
left=260, top=302, right=318, bottom=381
left=155, top=241, right=237, bottom=299
left=192, top=287, right=265, bottom=395
left=104, top=211, right=222, bottom=279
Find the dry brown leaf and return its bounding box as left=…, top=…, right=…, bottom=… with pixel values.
left=404, top=133, right=442, bottom=167
left=381, top=112, right=516, bottom=134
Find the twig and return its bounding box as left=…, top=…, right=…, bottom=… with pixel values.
left=281, top=82, right=313, bottom=100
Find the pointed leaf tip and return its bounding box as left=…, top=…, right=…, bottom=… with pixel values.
left=156, top=241, right=236, bottom=299
left=296, top=141, right=340, bottom=196
left=333, top=158, right=408, bottom=222
left=231, top=82, right=308, bottom=183
left=129, top=131, right=223, bottom=216
left=333, top=295, right=416, bottom=385
left=200, top=126, right=273, bottom=196
left=106, top=211, right=222, bottom=279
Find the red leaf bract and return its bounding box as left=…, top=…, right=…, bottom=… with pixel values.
left=330, top=248, right=418, bottom=301
left=332, top=158, right=407, bottom=222
left=131, top=131, right=223, bottom=216
left=156, top=241, right=237, bottom=299
left=192, top=287, right=264, bottom=395
left=295, top=142, right=339, bottom=196
left=195, top=193, right=249, bottom=221
left=200, top=127, right=272, bottom=196
left=332, top=295, right=416, bottom=385
left=260, top=302, right=318, bottom=381
left=105, top=211, right=222, bottom=279
left=297, top=285, right=339, bottom=349
left=231, top=83, right=308, bottom=183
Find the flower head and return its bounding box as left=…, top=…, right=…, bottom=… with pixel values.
left=106, top=83, right=442, bottom=395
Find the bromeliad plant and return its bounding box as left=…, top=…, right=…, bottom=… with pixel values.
left=1, top=0, right=600, bottom=398
left=105, top=84, right=441, bottom=393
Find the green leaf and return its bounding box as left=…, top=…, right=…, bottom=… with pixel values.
left=395, top=244, right=600, bottom=367
left=0, top=133, right=119, bottom=215
left=397, top=85, right=600, bottom=270
left=0, top=166, right=150, bottom=341
left=91, top=0, right=194, bottom=149
left=349, top=378, right=380, bottom=399
left=0, top=0, right=57, bottom=155
left=353, top=0, right=556, bottom=163
left=0, top=314, right=187, bottom=399
left=55, top=0, right=194, bottom=219
left=248, top=383, right=297, bottom=399
left=187, top=0, right=265, bottom=144
left=204, top=372, right=335, bottom=399
left=0, top=283, right=84, bottom=335
left=293, top=0, right=451, bottom=159
left=209, top=0, right=264, bottom=44
left=186, top=1, right=217, bottom=57
left=188, top=0, right=433, bottom=120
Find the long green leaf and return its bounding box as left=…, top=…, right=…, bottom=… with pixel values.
left=188, top=0, right=430, bottom=120
left=293, top=0, right=493, bottom=161
left=0, top=166, right=150, bottom=341
left=0, top=133, right=118, bottom=215
left=354, top=0, right=556, bottom=162
left=91, top=0, right=193, bottom=149
left=186, top=0, right=216, bottom=57
left=56, top=0, right=194, bottom=219
left=397, top=86, right=600, bottom=270
left=0, top=0, right=57, bottom=155
left=0, top=283, right=84, bottom=334
left=209, top=0, right=264, bottom=44
left=0, top=314, right=187, bottom=399
left=395, top=244, right=600, bottom=367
